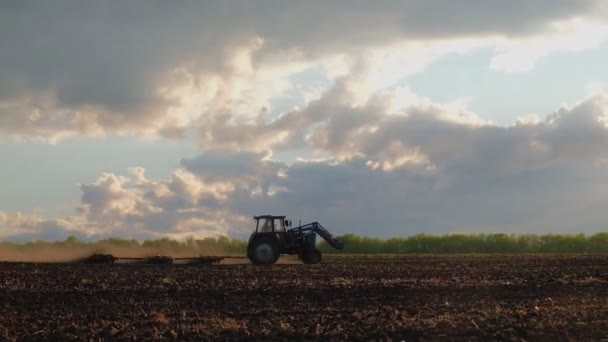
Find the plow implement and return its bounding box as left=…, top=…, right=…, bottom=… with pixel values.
left=79, top=253, right=246, bottom=265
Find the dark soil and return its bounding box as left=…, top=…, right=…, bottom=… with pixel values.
left=1, top=255, right=607, bottom=341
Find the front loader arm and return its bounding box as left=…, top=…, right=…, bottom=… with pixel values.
left=289, top=222, right=344, bottom=249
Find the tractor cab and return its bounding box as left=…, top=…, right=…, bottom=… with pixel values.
left=253, top=215, right=291, bottom=234
left=251, top=215, right=295, bottom=252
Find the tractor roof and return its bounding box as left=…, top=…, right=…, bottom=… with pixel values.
left=253, top=215, right=286, bottom=219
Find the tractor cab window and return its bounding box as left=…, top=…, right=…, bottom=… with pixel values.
left=274, top=219, right=286, bottom=233
left=259, top=218, right=272, bottom=233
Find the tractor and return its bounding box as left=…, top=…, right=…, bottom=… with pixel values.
left=247, top=215, right=344, bottom=265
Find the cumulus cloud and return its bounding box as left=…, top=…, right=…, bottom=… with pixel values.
left=0, top=211, right=87, bottom=242
left=75, top=167, right=247, bottom=238
left=232, top=92, right=608, bottom=236
left=3, top=90, right=608, bottom=240
left=1, top=1, right=607, bottom=142
left=198, top=61, right=487, bottom=154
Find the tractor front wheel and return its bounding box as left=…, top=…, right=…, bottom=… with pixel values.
left=248, top=238, right=280, bottom=265
left=301, top=248, right=322, bottom=264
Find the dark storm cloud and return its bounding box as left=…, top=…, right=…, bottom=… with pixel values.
left=0, top=1, right=603, bottom=140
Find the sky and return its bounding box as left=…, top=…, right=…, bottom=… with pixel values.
left=2, top=1, right=608, bottom=241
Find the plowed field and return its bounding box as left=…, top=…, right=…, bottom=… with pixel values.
left=1, top=255, right=607, bottom=341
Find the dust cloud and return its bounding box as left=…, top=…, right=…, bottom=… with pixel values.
left=0, top=243, right=244, bottom=263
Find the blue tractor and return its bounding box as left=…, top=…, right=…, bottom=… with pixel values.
left=247, top=215, right=344, bottom=265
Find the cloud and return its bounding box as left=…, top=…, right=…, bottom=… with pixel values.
left=490, top=19, right=608, bottom=72
left=75, top=167, right=249, bottom=238
left=197, top=62, right=487, bottom=154
left=231, top=92, right=608, bottom=236
left=1, top=1, right=606, bottom=142
left=3, top=90, right=608, bottom=241
left=0, top=211, right=87, bottom=242
left=3, top=2, right=608, bottom=240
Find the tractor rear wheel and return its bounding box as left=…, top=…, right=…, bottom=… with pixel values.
left=301, top=248, right=322, bottom=264
left=248, top=238, right=280, bottom=265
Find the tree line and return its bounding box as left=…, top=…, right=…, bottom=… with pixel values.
left=2, top=233, right=608, bottom=254
left=318, top=233, right=608, bottom=254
